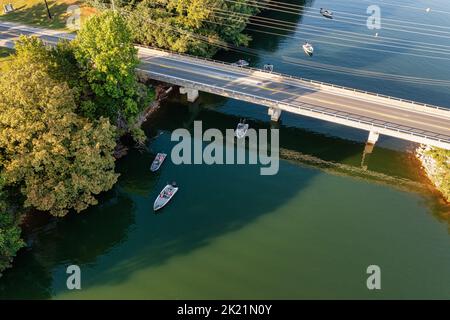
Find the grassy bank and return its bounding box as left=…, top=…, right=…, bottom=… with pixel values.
left=0, top=0, right=94, bottom=29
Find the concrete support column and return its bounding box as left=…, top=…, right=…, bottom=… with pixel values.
left=268, top=107, right=282, bottom=122
left=179, top=86, right=199, bottom=102
left=367, top=130, right=380, bottom=145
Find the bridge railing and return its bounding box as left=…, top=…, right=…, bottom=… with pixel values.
left=3, top=22, right=448, bottom=113
left=138, top=46, right=450, bottom=113
left=141, top=69, right=450, bottom=146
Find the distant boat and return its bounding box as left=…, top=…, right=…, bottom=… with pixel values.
left=263, top=64, right=274, bottom=72
left=150, top=153, right=167, bottom=172
left=302, top=42, right=314, bottom=56
left=320, top=8, right=333, bottom=19
left=154, top=183, right=178, bottom=211
left=235, top=119, right=249, bottom=139
left=231, top=59, right=249, bottom=67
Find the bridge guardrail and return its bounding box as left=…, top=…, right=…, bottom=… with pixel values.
left=2, top=22, right=448, bottom=113
left=138, top=46, right=450, bottom=114
left=139, top=69, right=450, bottom=146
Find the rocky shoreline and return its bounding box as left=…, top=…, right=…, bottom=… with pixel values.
left=114, top=83, right=173, bottom=159
left=416, top=145, right=450, bottom=203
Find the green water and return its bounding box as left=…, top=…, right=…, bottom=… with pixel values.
left=1, top=0, right=450, bottom=299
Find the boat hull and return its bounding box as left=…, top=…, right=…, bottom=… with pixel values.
left=150, top=153, right=167, bottom=172
left=235, top=123, right=249, bottom=139
left=302, top=46, right=314, bottom=56
left=154, top=185, right=178, bottom=211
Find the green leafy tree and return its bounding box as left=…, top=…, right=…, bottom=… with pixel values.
left=125, top=0, right=259, bottom=57
left=0, top=178, right=25, bottom=276
left=0, top=38, right=119, bottom=217
left=74, top=10, right=141, bottom=123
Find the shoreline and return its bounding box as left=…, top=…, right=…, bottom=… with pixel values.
left=114, top=82, right=173, bottom=159
left=416, top=145, right=450, bottom=203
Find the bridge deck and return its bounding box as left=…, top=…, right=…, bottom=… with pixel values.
left=1, top=22, right=449, bottom=149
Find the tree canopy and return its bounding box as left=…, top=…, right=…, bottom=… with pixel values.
left=0, top=37, right=119, bottom=217
left=88, top=0, right=260, bottom=57
left=74, top=10, right=142, bottom=123
left=0, top=177, right=24, bottom=276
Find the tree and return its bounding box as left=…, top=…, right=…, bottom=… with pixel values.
left=74, top=10, right=141, bottom=123
left=125, top=0, right=259, bottom=57
left=0, top=38, right=119, bottom=217
left=0, top=177, right=24, bottom=276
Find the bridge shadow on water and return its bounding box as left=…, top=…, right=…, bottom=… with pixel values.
left=1, top=92, right=447, bottom=299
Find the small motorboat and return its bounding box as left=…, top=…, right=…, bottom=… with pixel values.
left=235, top=119, right=249, bottom=139
left=320, top=8, right=333, bottom=19
left=154, top=182, right=178, bottom=211
left=232, top=59, right=249, bottom=67
left=263, top=64, right=274, bottom=72
left=302, top=42, right=314, bottom=56
left=150, top=153, right=167, bottom=172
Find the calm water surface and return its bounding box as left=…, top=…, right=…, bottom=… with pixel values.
left=0, top=0, right=449, bottom=299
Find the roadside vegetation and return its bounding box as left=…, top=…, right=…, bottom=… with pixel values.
left=0, top=10, right=152, bottom=275
left=87, top=0, right=260, bottom=57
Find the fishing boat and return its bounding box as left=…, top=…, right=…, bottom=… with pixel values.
left=150, top=153, right=167, bottom=172
left=153, top=182, right=178, bottom=211
left=231, top=59, right=249, bottom=67
left=320, top=8, right=333, bottom=19
left=263, top=64, right=274, bottom=72
left=235, top=119, right=249, bottom=139
left=302, top=42, right=314, bottom=56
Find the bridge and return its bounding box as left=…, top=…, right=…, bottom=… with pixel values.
left=1, top=21, right=450, bottom=150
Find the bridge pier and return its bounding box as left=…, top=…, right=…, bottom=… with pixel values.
left=179, top=87, right=199, bottom=102
left=367, top=130, right=380, bottom=145
left=268, top=107, right=281, bottom=122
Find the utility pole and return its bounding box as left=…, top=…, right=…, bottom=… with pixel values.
left=43, top=0, right=52, bottom=19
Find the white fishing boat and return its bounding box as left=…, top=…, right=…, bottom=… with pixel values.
left=320, top=8, right=333, bottom=19
left=231, top=59, right=249, bottom=67
left=153, top=183, right=178, bottom=211
left=302, top=42, right=314, bottom=56
left=263, top=64, right=274, bottom=72
left=235, top=119, right=249, bottom=139
left=150, top=153, right=167, bottom=172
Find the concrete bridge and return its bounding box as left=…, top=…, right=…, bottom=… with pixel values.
left=1, top=21, right=450, bottom=150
